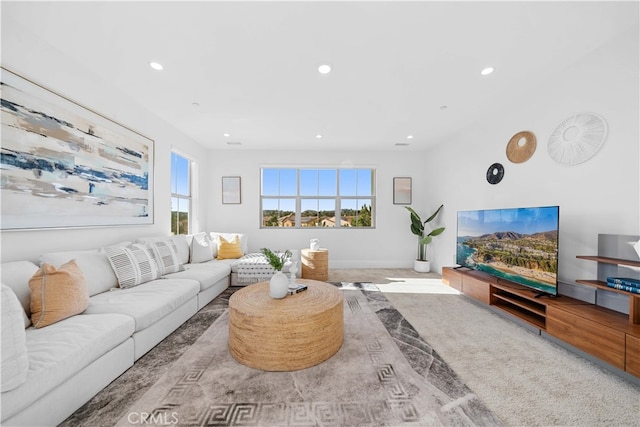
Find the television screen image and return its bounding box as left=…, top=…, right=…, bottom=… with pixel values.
left=456, top=206, right=559, bottom=296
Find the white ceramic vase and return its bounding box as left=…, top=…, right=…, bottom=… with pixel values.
left=270, top=271, right=289, bottom=298
left=414, top=260, right=431, bottom=273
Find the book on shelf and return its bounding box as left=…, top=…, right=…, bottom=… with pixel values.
left=606, top=277, right=640, bottom=288
left=606, top=282, right=640, bottom=294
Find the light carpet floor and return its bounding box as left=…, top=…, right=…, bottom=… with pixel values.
left=329, top=269, right=640, bottom=427
left=62, top=269, right=640, bottom=426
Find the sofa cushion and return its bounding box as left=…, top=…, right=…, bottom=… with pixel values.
left=40, top=249, right=118, bottom=297
left=1, top=284, right=29, bottom=392
left=104, top=243, right=160, bottom=288
left=0, top=313, right=135, bottom=421
left=29, top=260, right=90, bottom=328
left=0, top=261, right=40, bottom=319
left=84, top=279, right=200, bottom=332
left=163, top=262, right=231, bottom=291
left=190, top=233, right=214, bottom=263
left=147, top=239, right=185, bottom=275
left=216, top=235, right=243, bottom=260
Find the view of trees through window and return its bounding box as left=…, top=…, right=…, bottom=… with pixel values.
left=171, top=152, right=191, bottom=235
left=261, top=168, right=375, bottom=228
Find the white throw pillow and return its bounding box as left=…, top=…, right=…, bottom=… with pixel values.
left=190, top=234, right=214, bottom=263
left=0, top=260, right=39, bottom=321
left=1, top=284, right=29, bottom=392
left=41, top=249, right=118, bottom=297
left=148, top=239, right=185, bottom=275
left=171, top=235, right=190, bottom=265
left=104, top=243, right=160, bottom=288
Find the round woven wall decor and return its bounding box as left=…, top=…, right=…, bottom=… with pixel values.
left=506, top=131, right=537, bottom=163
left=547, top=113, right=607, bottom=165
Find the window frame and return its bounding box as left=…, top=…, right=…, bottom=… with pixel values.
left=170, top=151, right=193, bottom=235
left=260, top=167, right=376, bottom=229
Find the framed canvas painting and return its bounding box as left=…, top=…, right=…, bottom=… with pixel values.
left=222, top=176, right=241, bottom=204
left=0, top=68, right=154, bottom=229
left=393, top=177, right=412, bottom=205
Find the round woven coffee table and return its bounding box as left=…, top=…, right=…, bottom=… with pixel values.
left=228, top=279, right=344, bottom=371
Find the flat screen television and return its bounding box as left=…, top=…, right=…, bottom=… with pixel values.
left=456, top=206, right=559, bottom=296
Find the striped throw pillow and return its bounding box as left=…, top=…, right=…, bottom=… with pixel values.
left=216, top=235, right=243, bottom=260
left=148, top=239, right=184, bottom=275
left=105, top=243, right=160, bottom=288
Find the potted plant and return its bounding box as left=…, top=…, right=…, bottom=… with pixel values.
left=261, top=248, right=292, bottom=298
left=405, top=204, right=445, bottom=272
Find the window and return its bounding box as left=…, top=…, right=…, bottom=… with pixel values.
left=171, top=152, right=191, bottom=235
left=260, top=168, right=375, bottom=228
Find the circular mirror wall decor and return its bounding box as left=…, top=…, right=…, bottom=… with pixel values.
left=506, top=130, right=537, bottom=163
left=547, top=113, right=607, bottom=165
left=486, top=162, right=504, bottom=184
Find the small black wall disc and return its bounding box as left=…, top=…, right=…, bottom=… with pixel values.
left=486, top=162, right=504, bottom=184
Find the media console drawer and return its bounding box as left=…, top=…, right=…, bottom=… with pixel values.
left=462, top=275, right=490, bottom=305
left=442, top=267, right=462, bottom=291
left=626, top=334, right=640, bottom=377
left=546, top=306, right=625, bottom=370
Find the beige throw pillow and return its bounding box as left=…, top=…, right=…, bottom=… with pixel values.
left=29, top=259, right=90, bottom=328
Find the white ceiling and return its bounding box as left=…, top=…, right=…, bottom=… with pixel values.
left=3, top=1, right=638, bottom=151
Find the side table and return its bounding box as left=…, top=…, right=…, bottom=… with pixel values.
left=228, top=280, right=343, bottom=371
left=301, top=248, right=329, bottom=281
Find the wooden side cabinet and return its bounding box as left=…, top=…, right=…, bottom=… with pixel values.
left=546, top=305, right=626, bottom=370
left=441, top=266, right=640, bottom=379
left=626, top=335, right=640, bottom=377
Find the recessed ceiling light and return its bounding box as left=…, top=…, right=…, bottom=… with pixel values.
left=406, top=135, right=413, bottom=140
left=223, top=133, right=230, bottom=137
left=316, top=134, right=323, bottom=139
left=481, top=67, right=494, bottom=76
left=149, top=61, right=164, bottom=71
left=318, top=64, right=331, bottom=74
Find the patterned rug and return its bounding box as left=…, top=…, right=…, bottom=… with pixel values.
left=115, top=283, right=502, bottom=426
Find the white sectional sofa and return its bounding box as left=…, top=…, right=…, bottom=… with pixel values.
left=0, top=232, right=250, bottom=427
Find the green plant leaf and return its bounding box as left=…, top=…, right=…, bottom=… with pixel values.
left=419, top=236, right=433, bottom=245
left=427, top=227, right=446, bottom=237
left=424, top=204, right=444, bottom=223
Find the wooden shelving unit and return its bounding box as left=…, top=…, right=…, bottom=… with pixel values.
left=576, top=255, right=640, bottom=325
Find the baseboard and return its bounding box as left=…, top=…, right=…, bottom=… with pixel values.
left=329, top=260, right=414, bottom=269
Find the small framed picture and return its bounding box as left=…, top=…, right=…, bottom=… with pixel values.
left=222, top=176, right=241, bottom=204
left=393, top=177, right=412, bottom=205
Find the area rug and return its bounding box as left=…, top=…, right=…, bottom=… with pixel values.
left=116, top=283, right=502, bottom=426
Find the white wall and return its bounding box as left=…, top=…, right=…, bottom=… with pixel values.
left=205, top=150, right=429, bottom=268
left=0, top=17, right=209, bottom=263
left=423, top=25, right=640, bottom=284
left=2, top=15, right=637, bottom=282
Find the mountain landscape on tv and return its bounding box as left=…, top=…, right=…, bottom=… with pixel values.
left=457, top=230, right=558, bottom=294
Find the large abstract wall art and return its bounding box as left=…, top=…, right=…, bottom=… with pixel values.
left=1, top=68, right=154, bottom=229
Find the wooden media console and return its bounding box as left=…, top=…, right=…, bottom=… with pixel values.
left=442, top=267, right=640, bottom=379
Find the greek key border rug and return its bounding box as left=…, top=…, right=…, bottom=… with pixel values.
left=115, top=283, right=502, bottom=426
